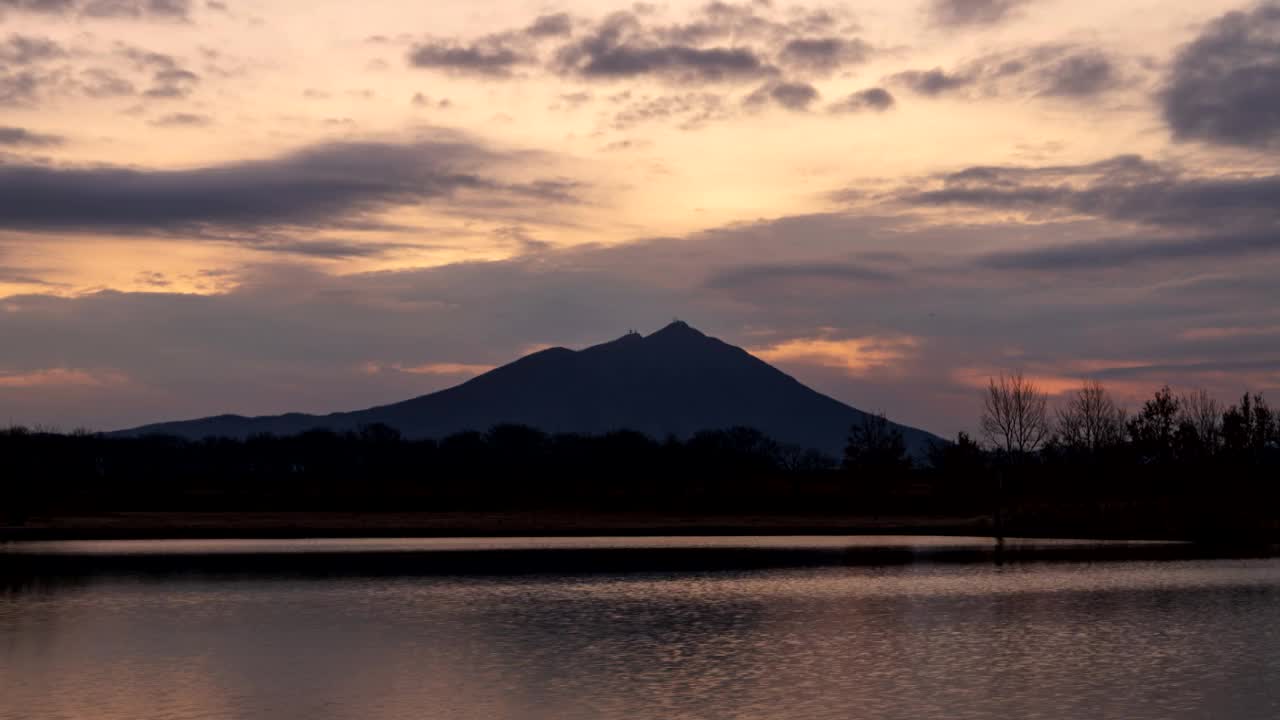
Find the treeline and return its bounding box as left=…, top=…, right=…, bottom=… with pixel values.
left=975, top=375, right=1279, bottom=466
left=940, top=377, right=1280, bottom=538
left=2, top=378, right=1278, bottom=539
left=1, top=425, right=857, bottom=519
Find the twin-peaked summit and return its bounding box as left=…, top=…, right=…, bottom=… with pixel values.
left=119, top=322, right=940, bottom=457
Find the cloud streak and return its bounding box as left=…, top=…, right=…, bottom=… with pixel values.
left=744, top=80, right=819, bottom=111
left=0, top=125, right=64, bottom=146
left=978, top=230, right=1280, bottom=271
left=928, top=0, right=1032, bottom=27
left=890, top=44, right=1126, bottom=99
left=899, top=155, right=1280, bottom=230
left=0, top=0, right=190, bottom=20
left=828, top=87, right=894, bottom=113
left=0, top=134, right=582, bottom=233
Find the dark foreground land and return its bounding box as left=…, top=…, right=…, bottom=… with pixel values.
left=3, top=419, right=1279, bottom=544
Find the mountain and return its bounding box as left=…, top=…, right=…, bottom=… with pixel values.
left=116, top=321, right=942, bottom=457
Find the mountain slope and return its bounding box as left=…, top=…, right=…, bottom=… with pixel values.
left=116, top=322, right=942, bottom=457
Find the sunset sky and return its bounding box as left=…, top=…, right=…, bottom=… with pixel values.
left=1, top=0, right=1278, bottom=437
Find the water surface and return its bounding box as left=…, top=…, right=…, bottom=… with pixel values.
left=3, top=536, right=1278, bottom=720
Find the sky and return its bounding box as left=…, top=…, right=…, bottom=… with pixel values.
left=1, top=0, right=1278, bottom=438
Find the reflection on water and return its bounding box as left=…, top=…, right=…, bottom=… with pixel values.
left=3, top=538, right=1279, bottom=720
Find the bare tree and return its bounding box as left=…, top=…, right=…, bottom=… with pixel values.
left=1055, top=380, right=1127, bottom=452
left=1179, top=388, right=1222, bottom=451
left=843, top=412, right=911, bottom=474
left=981, top=372, right=1050, bottom=454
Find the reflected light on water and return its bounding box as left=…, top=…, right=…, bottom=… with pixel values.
left=2, top=538, right=1278, bottom=720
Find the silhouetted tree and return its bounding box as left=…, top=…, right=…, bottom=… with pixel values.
left=1176, top=389, right=1222, bottom=459
left=1055, top=380, right=1127, bottom=454
left=981, top=372, right=1050, bottom=455
left=776, top=444, right=836, bottom=473
left=359, top=423, right=403, bottom=445
left=1128, top=385, right=1181, bottom=462
left=927, top=431, right=986, bottom=475
left=1223, top=393, right=1276, bottom=460
left=1, top=427, right=29, bottom=524
left=843, top=413, right=911, bottom=474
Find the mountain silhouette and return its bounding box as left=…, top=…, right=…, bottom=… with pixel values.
left=117, top=321, right=941, bottom=457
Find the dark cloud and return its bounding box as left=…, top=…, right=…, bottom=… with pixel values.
left=894, top=154, right=1280, bottom=271
left=553, top=12, right=775, bottom=83
left=241, top=238, right=414, bottom=260
left=900, top=155, right=1280, bottom=230
left=83, top=0, right=189, bottom=18
left=525, top=12, right=573, bottom=37
left=408, top=40, right=530, bottom=77
left=1162, top=2, right=1280, bottom=148
left=929, top=0, right=1031, bottom=27
left=889, top=67, right=973, bottom=95
left=0, top=35, right=66, bottom=65
left=744, top=80, right=819, bottom=111
left=0, top=125, right=64, bottom=146
left=407, top=11, right=577, bottom=77
left=890, top=45, right=1126, bottom=99
left=0, top=135, right=583, bottom=233
left=405, top=4, right=869, bottom=86
left=978, top=230, right=1280, bottom=271
left=150, top=112, right=210, bottom=126
left=828, top=87, right=894, bottom=113
left=778, top=37, right=871, bottom=74
left=0, top=0, right=189, bottom=19
left=0, top=0, right=76, bottom=14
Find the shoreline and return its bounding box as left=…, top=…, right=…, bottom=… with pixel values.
left=1, top=511, right=990, bottom=542
left=0, top=510, right=1249, bottom=544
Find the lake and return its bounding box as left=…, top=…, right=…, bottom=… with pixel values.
left=3, top=536, right=1279, bottom=720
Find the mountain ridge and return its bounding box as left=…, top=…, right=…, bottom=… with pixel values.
left=115, top=321, right=942, bottom=457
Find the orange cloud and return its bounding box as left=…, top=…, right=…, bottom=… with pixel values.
left=951, top=367, right=1093, bottom=397
left=750, top=335, right=922, bottom=376
left=0, top=368, right=128, bottom=388
left=359, top=361, right=494, bottom=377
left=949, top=359, right=1280, bottom=409
left=1180, top=325, right=1280, bottom=341
left=398, top=362, right=496, bottom=376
